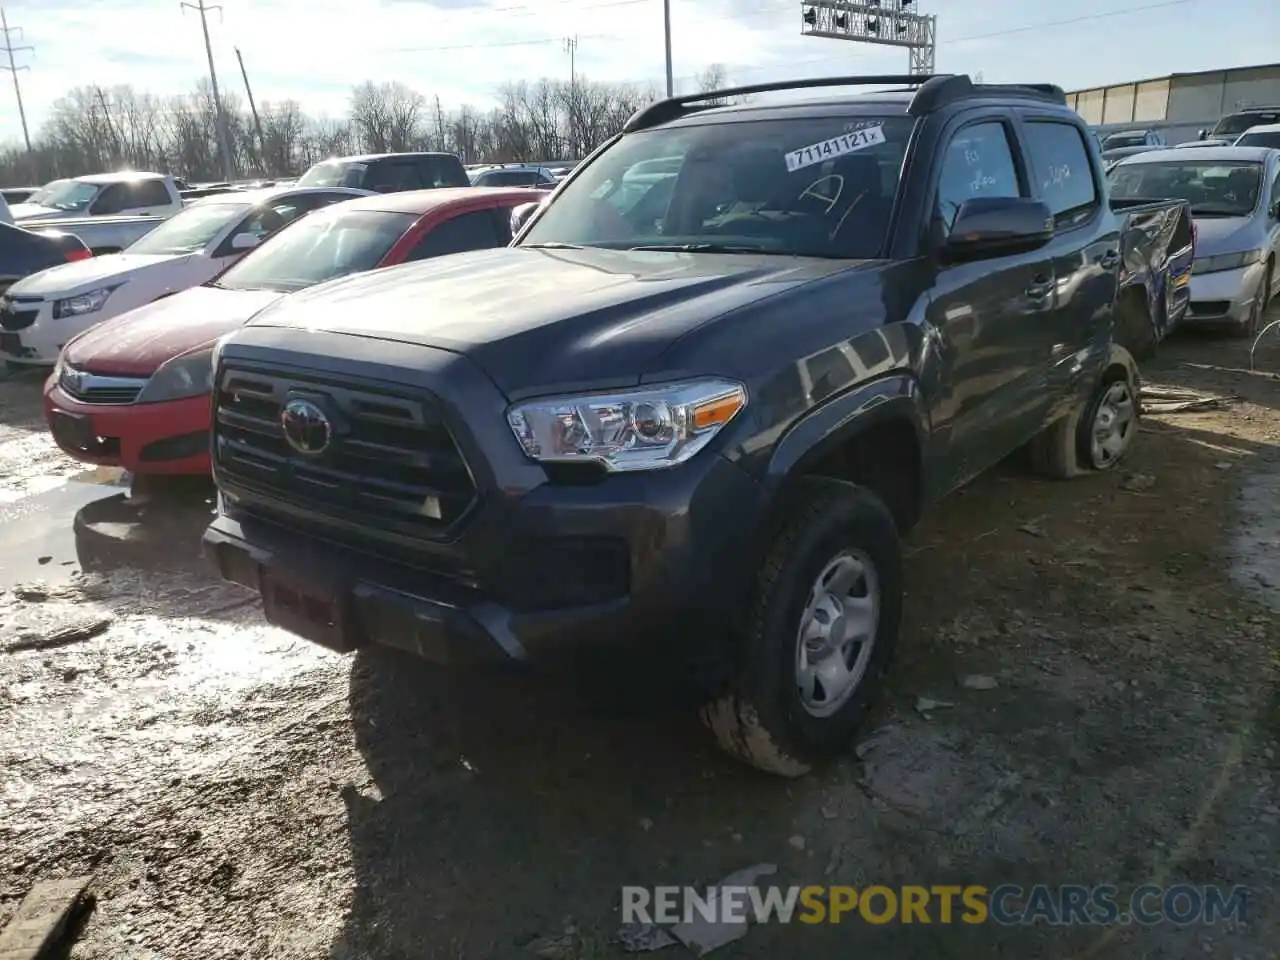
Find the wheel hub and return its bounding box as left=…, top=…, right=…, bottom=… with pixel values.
left=795, top=551, right=880, bottom=718
left=1090, top=380, right=1136, bottom=468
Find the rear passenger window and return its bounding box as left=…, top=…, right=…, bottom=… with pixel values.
left=1024, top=121, right=1099, bottom=226
left=936, top=122, right=1021, bottom=233
left=404, top=210, right=503, bottom=260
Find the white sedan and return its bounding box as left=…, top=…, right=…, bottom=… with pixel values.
left=0, top=185, right=370, bottom=365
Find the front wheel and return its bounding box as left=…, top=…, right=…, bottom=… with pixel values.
left=701, top=478, right=902, bottom=777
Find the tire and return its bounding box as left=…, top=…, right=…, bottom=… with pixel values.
left=700, top=477, right=902, bottom=777
left=1115, top=292, right=1157, bottom=361
left=1230, top=268, right=1269, bottom=339
left=1030, top=364, right=1139, bottom=478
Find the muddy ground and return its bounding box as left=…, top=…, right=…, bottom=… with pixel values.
left=1, top=317, right=1279, bottom=960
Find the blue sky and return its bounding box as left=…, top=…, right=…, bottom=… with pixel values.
left=0, top=0, right=1276, bottom=145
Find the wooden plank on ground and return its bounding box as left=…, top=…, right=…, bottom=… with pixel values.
left=0, top=877, right=93, bottom=960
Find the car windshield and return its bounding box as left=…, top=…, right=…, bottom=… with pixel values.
left=1213, top=112, right=1280, bottom=137
left=1103, top=134, right=1148, bottom=149
left=520, top=115, right=915, bottom=259
left=211, top=208, right=417, bottom=293
left=1236, top=130, right=1280, bottom=149
left=1107, top=160, right=1263, bottom=217
left=34, top=179, right=100, bottom=212
left=297, top=160, right=366, bottom=189
left=126, top=202, right=249, bottom=255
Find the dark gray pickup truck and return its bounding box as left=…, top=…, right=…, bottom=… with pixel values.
left=202, top=74, right=1192, bottom=776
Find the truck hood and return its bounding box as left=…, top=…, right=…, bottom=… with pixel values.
left=64, top=285, right=285, bottom=376
left=10, top=202, right=72, bottom=221
left=245, top=245, right=865, bottom=395
left=8, top=253, right=187, bottom=299
left=1190, top=215, right=1263, bottom=257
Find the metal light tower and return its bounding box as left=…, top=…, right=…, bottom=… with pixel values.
left=800, top=0, right=937, bottom=75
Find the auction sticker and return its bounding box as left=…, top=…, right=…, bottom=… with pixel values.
left=784, top=124, right=886, bottom=173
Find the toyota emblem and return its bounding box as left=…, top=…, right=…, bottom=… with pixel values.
left=280, top=397, right=332, bottom=456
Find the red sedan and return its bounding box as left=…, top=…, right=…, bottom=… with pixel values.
left=44, top=187, right=544, bottom=477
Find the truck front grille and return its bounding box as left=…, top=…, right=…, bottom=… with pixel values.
left=213, top=362, right=478, bottom=536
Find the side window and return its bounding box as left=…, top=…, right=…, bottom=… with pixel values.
left=936, top=121, right=1022, bottom=233
left=368, top=162, right=423, bottom=193
left=404, top=210, right=503, bottom=261
left=91, top=184, right=129, bottom=215
left=1271, top=169, right=1280, bottom=207
left=490, top=206, right=515, bottom=244
left=1023, top=121, right=1100, bottom=227
left=240, top=200, right=309, bottom=240
left=132, top=180, right=172, bottom=208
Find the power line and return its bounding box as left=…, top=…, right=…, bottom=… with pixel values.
left=181, top=0, right=235, bottom=182
left=0, top=7, right=32, bottom=153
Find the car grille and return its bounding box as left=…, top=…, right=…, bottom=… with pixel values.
left=59, top=368, right=147, bottom=404
left=213, top=362, right=478, bottom=536
left=0, top=303, right=38, bottom=331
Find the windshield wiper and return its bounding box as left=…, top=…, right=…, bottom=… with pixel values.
left=628, top=242, right=769, bottom=253
left=521, top=241, right=586, bottom=250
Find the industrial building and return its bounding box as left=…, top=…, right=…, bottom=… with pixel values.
left=1067, top=62, right=1280, bottom=143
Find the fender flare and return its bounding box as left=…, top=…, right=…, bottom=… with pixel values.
left=758, top=372, right=930, bottom=510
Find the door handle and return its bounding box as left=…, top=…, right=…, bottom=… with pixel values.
left=1099, top=249, right=1121, bottom=270
left=1026, top=276, right=1054, bottom=300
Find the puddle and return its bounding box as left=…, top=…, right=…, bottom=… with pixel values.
left=1231, top=462, right=1280, bottom=611
left=0, top=468, right=129, bottom=590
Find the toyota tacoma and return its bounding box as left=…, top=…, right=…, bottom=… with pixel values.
left=203, top=74, right=1192, bottom=776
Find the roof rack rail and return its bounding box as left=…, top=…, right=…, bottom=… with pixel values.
left=907, top=75, right=1067, bottom=114
left=623, top=74, right=939, bottom=133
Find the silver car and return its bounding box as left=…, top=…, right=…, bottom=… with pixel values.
left=1108, top=146, right=1280, bottom=336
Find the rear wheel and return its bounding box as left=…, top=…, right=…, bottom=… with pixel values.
left=701, top=478, right=902, bottom=777
left=1030, top=363, right=1139, bottom=478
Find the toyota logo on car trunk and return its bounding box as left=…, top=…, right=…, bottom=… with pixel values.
left=280, top=397, right=332, bottom=455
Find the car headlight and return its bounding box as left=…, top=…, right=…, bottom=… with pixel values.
left=506, top=378, right=747, bottom=472
left=52, top=285, right=121, bottom=319
left=135, top=345, right=215, bottom=404
left=1192, top=249, right=1263, bottom=275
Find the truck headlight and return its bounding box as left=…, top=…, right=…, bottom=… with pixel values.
left=506, top=378, right=747, bottom=472
left=135, top=345, right=215, bottom=404
left=52, top=285, right=120, bottom=319
left=1192, top=249, right=1263, bottom=275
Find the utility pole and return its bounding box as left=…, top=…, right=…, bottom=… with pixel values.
left=95, top=86, right=121, bottom=165
left=662, top=0, right=673, bottom=97
left=234, top=46, right=264, bottom=173
left=564, top=35, right=578, bottom=159
left=0, top=8, right=33, bottom=153
left=180, top=0, right=234, bottom=182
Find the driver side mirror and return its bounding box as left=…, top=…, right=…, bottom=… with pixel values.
left=1271, top=199, right=1280, bottom=220
left=510, top=201, right=541, bottom=237
left=230, top=232, right=260, bottom=251
left=940, top=197, right=1055, bottom=262
left=1198, top=129, right=1208, bottom=141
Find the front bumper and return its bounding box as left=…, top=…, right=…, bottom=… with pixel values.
left=44, top=380, right=213, bottom=474
left=1184, top=261, right=1266, bottom=327
left=205, top=451, right=761, bottom=664
left=203, top=329, right=763, bottom=665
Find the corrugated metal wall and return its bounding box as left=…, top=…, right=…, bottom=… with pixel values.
left=1067, top=63, right=1280, bottom=140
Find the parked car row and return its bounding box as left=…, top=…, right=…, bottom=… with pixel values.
left=9, top=73, right=1263, bottom=779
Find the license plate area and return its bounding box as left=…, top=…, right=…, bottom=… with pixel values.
left=259, top=568, right=360, bottom=653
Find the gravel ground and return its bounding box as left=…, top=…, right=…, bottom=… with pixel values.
left=1, top=319, right=1279, bottom=959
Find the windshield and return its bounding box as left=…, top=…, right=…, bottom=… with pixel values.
left=1236, top=130, right=1280, bottom=149
left=1213, top=111, right=1280, bottom=137
left=1108, top=161, right=1263, bottom=217
left=1103, top=134, right=1148, bottom=149
left=297, top=160, right=367, bottom=189
left=126, top=202, right=248, bottom=255
left=34, top=179, right=100, bottom=212
left=212, top=208, right=416, bottom=293
left=521, top=115, right=914, bottom=259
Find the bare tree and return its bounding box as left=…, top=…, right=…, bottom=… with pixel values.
left=0, top=72, right=671, bottom=184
